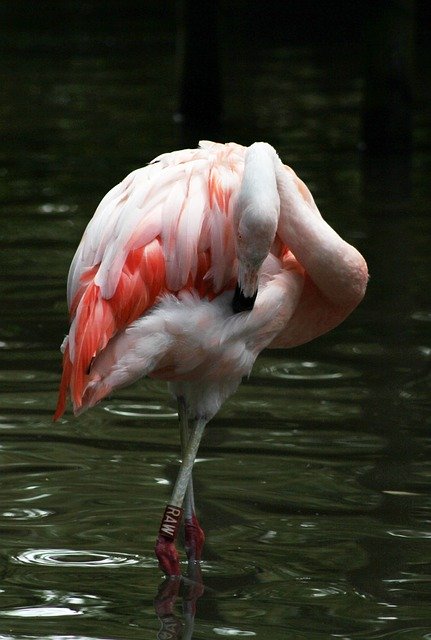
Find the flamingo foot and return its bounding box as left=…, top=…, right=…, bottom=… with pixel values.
left=184, top=514, right=205, bottom=562
left=155, top=535, right=182, bottom=576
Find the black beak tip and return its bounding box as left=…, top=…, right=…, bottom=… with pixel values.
left=232, top=284, right=257, bottom=314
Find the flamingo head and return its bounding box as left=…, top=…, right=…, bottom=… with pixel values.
left=232, top=142, right=281, bottom=314
left=233, top=195, right=279, bottom=313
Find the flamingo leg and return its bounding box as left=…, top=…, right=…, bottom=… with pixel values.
left=177, top=398, right=206, bottom=563
left=184, top=472, right=205, bottom=562
left=155, top=402, right=207, bottom=576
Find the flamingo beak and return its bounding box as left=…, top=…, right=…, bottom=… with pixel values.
left=232, top=284, right=257, bottom=313
left=232, top=266, right=258, bottom=314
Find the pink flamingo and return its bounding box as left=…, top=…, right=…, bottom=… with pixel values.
left=54, top=141, right=368, bottom=576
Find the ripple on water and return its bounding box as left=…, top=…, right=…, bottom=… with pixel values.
left=399, top=376, right=431, bottom=404
left=0, top=606, right=82, bottom=618
left=258, top=359, right=361, bottom=381
left=12, top=548, right=154, bottom=568
left=37, top=202, right=78, bottom=215
left=0, top=636, right=97, bottom=640
left=387, top=528, right=431, bottom=540
left=2, top=508, right=53, bottom=520
left=0, top=370, right=59, bottom=383
left=0, top=392, right=53, bottom=411
left=213, top=628, right=257, bottom=636
left=333, top=341, right=431, bottom=365
left=103, top=402, right=177, bottom=419
left=411, top=310, right=431, bottom=322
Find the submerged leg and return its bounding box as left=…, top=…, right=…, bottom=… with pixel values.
left=155, top=399, right=207, bottom=576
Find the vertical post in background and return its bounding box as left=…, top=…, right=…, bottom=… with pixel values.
left=176, top=0, right=222, bottom=139
left=361, top=0, right=416, bottom=214
left=361, top=0, right=415, bottom=155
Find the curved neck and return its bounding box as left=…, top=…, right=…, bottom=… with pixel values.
left=233, top=143, right=281, bottom=303
left=235, top=142, right=280, bottom=228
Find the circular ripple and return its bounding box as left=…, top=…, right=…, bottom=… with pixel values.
left=259, top=360, right=360, bottom=381
left=103, top=402, right=177, bottom=419
left=13, top=548, right=147, bottom=568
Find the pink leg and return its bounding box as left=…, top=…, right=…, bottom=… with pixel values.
left=179, top=397, right=205, bottom=563
left=185, top=514, right=205, bottom=562
left=184, top=478, right=205, bottom=562
left=155, top=484, right=204, bottom=574
left=155, top=404, right=206, bottom=576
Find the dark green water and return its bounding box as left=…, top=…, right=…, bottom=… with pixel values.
left=1, top=7, right=430, bottom=640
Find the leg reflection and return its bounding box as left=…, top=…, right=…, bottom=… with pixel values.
left=154, top=559, right=204, bottom=639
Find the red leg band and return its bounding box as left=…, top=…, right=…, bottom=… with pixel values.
left=158, top=505, right=184, bottom=541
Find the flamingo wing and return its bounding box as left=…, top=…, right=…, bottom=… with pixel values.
left=54, top=143, right=246, bottom=419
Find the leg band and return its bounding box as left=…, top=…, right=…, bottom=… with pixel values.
left=158, top=504, right=184, bottom=541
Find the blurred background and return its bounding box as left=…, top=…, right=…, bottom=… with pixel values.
left=0, top=1, right=430, bottom=639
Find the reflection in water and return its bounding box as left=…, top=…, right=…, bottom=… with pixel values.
left=155, top=562, right=204, bottom=640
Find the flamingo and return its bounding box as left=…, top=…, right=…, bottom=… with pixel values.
left=54, top=140, right=368, bottom=576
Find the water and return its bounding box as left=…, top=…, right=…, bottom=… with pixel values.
left=1, top=6, right=430, bottom=639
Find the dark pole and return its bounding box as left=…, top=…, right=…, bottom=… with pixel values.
left=361, top=0, right=415, bottom=155
left=175, top=0, right=222, bottom=136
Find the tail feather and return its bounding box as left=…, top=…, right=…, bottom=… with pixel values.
left=53, top=239, right=168, bottom=419
left=70, top=285, right=116, bottom=414
left=53, top=343, right=73, bottom=421
left=53, top=279, right=119, bottom=418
